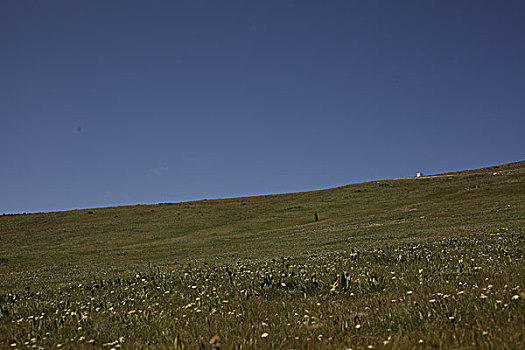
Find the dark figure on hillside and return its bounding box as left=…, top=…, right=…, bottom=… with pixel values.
left=314, top=211, right=318, bottom=222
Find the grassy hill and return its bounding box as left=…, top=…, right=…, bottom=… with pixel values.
left=1, top=161, right=524, bottom=348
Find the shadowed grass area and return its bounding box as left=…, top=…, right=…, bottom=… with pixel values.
left=0, top=161, right=524, bottom=348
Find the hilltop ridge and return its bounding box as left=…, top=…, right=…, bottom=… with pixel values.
left=1, top=160, right=523, bottom=277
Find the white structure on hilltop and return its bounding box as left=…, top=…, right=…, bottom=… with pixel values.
left=416, top=172, right=423, bottom=177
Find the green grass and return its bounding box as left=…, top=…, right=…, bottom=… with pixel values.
left=1, top=161, right=524, bottom=349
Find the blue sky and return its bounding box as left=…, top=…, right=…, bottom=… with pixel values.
left=1, top=0, right=524, bottom=214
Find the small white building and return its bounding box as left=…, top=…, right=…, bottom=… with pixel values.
left=416, top=172, right=423, bottom=177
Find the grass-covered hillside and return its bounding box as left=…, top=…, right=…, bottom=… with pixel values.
left=1, top=161, right=524, bottom=349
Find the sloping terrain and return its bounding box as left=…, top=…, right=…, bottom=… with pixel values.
left=0, top=161, right=524, bottom=348
left=1, top=161, right=524, bottom=289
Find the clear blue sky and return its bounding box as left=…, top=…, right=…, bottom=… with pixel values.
left=1, top=0, right=524, bottom=214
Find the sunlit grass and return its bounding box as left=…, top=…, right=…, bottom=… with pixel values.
left=1, top=161, right=524, bottom=348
